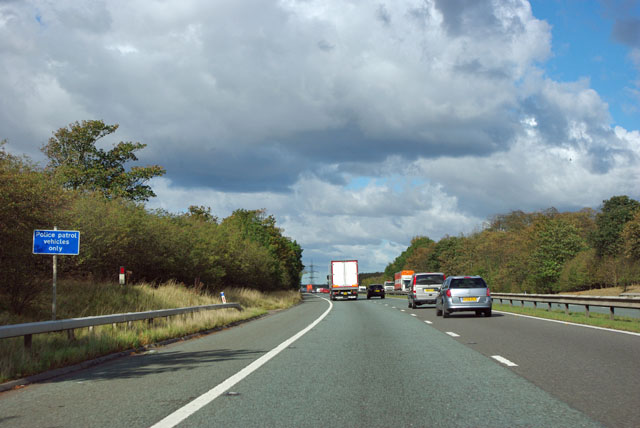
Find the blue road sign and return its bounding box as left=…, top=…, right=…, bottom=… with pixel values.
left=33, top=230, right=80, bottom=255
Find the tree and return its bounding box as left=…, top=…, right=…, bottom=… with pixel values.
left=528, top=216, right=585, bottom=292
left=622, top=210, right=640, bottom=260
left=42, top=120, right=165, bottom=202
left=0, top=141, right=71, bottom=313
left=590, top=196, right=640, bottom=258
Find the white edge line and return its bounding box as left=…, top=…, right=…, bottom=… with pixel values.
left=492, top=355, right=518, bottom=367
left=494, top=310, right=640, bottom=337
left=150, top=297, right=334, bottom=428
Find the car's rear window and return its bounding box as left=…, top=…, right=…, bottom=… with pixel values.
left=415, top=275, right=444, bottom=285
left=369, top=285, right=383, bottom=290
left=450, top=278, right=486, bottom=289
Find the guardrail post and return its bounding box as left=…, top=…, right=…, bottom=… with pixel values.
left=509, top=299, right=513, bottom=307
left=521, top=300, right=524, bottom=308
left=610, top=306, right=615, bottom=320
left=564, top=303, right=569, bottom=315
left=585, top=305, right=590, bottom=318
left=67, top=329, right=75, bottom=341
left=533, top=301, right=537, bottom=309
left=24, top=334, right=32, bottom=350
left=548, top=302, right=552, bottom=311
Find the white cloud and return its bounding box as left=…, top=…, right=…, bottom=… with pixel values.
left=1, top=0, right=639, bottom=276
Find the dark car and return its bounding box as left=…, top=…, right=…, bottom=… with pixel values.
left=367, top=284, right=385, bottom=299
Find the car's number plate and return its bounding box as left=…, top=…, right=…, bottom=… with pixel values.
left=424, top=288, right=435, bottom=292
left=462, top=297, right=477, bottom=302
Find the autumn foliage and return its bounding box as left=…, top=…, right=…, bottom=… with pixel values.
left=0, top=125, right=303, bottom=315
left=385, top=202, right=640, bottom=294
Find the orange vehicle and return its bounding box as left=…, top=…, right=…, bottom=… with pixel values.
left=306, top=284, right=313, bottom=293
left=394, top=270, right=415, bottom=291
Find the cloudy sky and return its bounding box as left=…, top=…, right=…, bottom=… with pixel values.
left=1, top=0, right=639, bottom=281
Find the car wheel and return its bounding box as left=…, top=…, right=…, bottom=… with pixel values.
left=475, top=310, right=482, bottom=317
left=367, top=296, right=370, bottom=300
left=412, top=301, right=417, bottom=309
left=442, top=308, right=450, bottom=318
left=436, top=307, right=442, bottom=316
left=381, top=296, right=385, bottom=299
left=485, top=308, right=492, bottom=317
left=408, top=300, right=411, bottom=308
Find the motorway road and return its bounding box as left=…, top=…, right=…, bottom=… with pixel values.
left=1, top=293, right=635, bottom=427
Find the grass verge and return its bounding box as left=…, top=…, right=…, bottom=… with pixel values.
left=0, top=281, right=301, bottom=384
left=493, top=302, right=640, bottom=333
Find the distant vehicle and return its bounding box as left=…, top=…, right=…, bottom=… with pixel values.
left=436, top=276, right=492, bottom=318
left=384, top=281, right=394, bottom=292
left=318, top=288, right=330, bottom=294
left=359, top=285, right=367, bottom=292
left=394, top=270, right=414, bottom=292
left=329, top=260, right=359, bottom=301
left=367, top=284, right=385, bottom=299
left=408, top=272, right=445, bottom=309
left=306, top=284, right=313, bottom=293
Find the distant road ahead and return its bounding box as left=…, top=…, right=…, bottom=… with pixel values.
left=1, top=294, right=621, bottom=427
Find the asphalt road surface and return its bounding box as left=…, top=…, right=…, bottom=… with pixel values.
left=2, top=293, right=635, bottom=427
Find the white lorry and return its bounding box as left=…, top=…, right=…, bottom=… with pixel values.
left=329, top=260, right=359, bottom=301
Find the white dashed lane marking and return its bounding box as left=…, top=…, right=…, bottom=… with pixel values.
left=492, top=355, right=518, bottom=367
left=446, top=332, right=460, bottom=337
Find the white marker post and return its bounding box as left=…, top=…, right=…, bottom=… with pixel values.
left=119, top=266, right=126, bottom=285
left=220, top=292, right=227, bottom=304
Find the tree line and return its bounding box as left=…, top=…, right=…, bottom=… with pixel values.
left=384, top=197, right=640, bottom=293
left=1, top=120, right=303, bottom=314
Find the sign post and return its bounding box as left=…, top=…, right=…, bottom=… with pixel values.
left=33, top=228, right=80, bottom=320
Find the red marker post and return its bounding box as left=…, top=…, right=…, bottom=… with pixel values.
left=119, top=266, right=125, bottom=285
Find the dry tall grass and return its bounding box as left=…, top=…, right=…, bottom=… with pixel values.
left=0, top=281, right=301, bottom=383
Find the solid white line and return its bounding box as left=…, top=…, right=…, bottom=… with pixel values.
left=446, top=332, right=460, bottom=337
left=492, top=355, right=518, bottom=367
left=150, top=297, right=334, bottom=428
left=424, top=320, right=433, bottom=324
left=494, top=310, right=640, bottom=337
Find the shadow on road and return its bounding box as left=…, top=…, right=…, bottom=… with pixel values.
left=53, top=348, right=265, bottom=383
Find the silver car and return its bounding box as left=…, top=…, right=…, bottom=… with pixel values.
left=408, top=272, right=445, bottom=309
left=436, top=276, right=492, bottom=317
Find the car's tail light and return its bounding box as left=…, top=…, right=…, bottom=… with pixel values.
left=446, top=289, right=451, bottom=297
left=486, top=288, right=491, bottom=297
left=413, top=276, right=417, bottom=285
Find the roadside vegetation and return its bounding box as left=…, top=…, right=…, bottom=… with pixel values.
left=491, top=285, right=640, bottom=333
left=383, top=198, right=640, bottom=294
left=0, top=280, right=301, bottom=383
left=1, top=121, right=303, bottom=318
left=1, top=121, right=304, bottom=383
left=492, top=304, right=640, bottom=334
